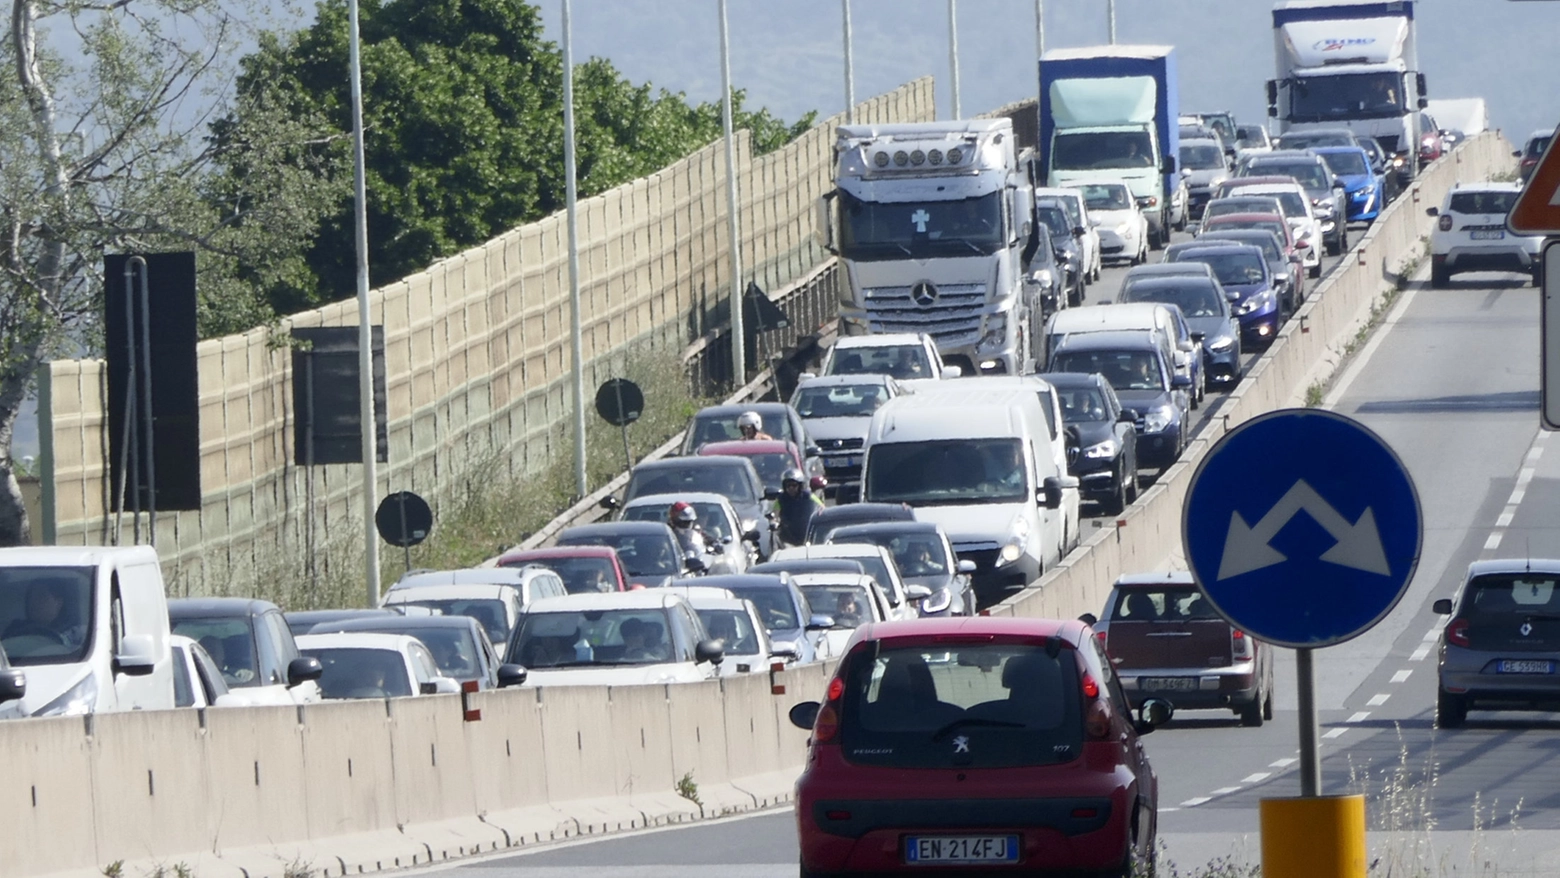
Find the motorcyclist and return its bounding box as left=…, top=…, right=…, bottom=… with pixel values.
left=667, top=501, right=717, bottom=573
left=736, top=411, right=773, bottom=440
left=769, top=468, right=824, bottom=548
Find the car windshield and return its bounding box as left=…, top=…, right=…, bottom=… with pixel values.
left=171, top=616, right=262, bottom=688
left=1180, top=144, right=1224, bottom=170
left=1111, top=587, right=1219, bottom=620
left=625, top=502, right=732, bottom=541
left=1235, top=126, right=1267, bottom=149
left=305, top=647, right=416, bottom=699
left=1034, top=206, right=1070, bottom=238
left=838, top=643, right=1083, bottom=768
left=524, top=557, right=618, bottom=594
left=1248, top=162, right=1328, bottom=191
left=1321, top=151, right=1369, bottom=176
left=838, top=191, right=1006, bottom=261
left=724, top=586, right=801, bottom=632
left=865, top=438, right=1029, bottom=506
left=1058, top=387, right=1110, bottom=422
left=686, top=411, right=793, bottom=447
left=384, top=626, right=482, bottom=679
left=794, top=383, right=890, bottom=419
left=1051, top=349, right=1164, bottom=392
left=1288, top=72, right=1404, bottom=121
left=1175, top=250, right=1266, bottom=287
left=387, top=599, right=508, bottom=647
left=1206, top=199, right=1280, bottom=220
left=1045, top=196, right=1081, bottom=226
left=1229, top=191, right=1305, bottom=218
left=1207, top=217, right=1288, bottom=241
left=1448, top=191, right=1518, bottom=215
left=696, top=608, right=762, bottom=655
left=1053, top=130, right=1156, bottom=171
left=828, top=345, right=933, bottom=381
left=840, top=532, right=951, bottom=579
left=799, top=584, right=874, bottom=628
left=1077, top=183, right=1133, bottom=212
left=560, top=532, right=680, bottom=577
left=1122, top=282, right=1224, bottom=318
left=627, top=464, right=756, bottom=505
left=0, top=566, right=95, bottom=668
left=511, top=609, right=675, bottom=667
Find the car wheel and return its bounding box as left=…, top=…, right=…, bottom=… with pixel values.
left=1092, top=262, right=1102, bottom=283
left=1240, top=697, right=1264, bottom=727
left=1436, top=689, right=1467, bottom=729
left=1103, top=467, right=1127, bottom=515
left=1308, top=262, right=1322, bottom=279
left=1532, top=268, right=1542, bottom=288
left=1149, top=225, right=1165, bottom=251
left=1338, top=226, right=1349, bottom=253
left=1431, top=263, right=1450, bottom=288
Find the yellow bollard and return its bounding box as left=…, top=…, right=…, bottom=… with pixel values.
left=1260, top=795, right=1367, bottom=878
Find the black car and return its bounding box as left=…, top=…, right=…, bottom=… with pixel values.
left=556, top=521, right=692, bottom=588
left=1047, top=330, right=1192, bottom=471
left=1034, top=198, right=1086, bottom=307
left=1116, top=275, right=1242, bottom=388
left=1043, top=372, right=1140, bottom=514
left=803, top=502, right=916, bottom=545
left=826, top=522, right=975, bottom=616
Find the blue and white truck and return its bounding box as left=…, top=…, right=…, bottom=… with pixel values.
left=1265, top=0, right=1426, bottom=184
left=1038, top=45, right=1186, bottom=250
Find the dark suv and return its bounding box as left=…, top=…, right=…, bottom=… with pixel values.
left=1047, top=331, right=1192, bottom=471
left=790, top=616, right=1168, bottom=877
left=1043, top=371, right=1139, bottom=514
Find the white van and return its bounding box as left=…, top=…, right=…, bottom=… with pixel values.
left=0, top=546, right=174, bottom=717
left=1044, top=303, right=1203, bottom=407
left=860, top=388, right=1077, bottom=608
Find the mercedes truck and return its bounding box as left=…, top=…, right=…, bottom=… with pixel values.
left=1266, top=0, right=1426, bottom=185
left=1038, top=45, right=1185, bottom=250
left=817, top=119, right=1036, bottom=376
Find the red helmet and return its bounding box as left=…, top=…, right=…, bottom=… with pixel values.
left=669, top=501, right=698, bottom=523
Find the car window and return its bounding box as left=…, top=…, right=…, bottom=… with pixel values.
left=1250, top=162, right=1327, bottom=190
left=1110, top=586, right=1219, bottom=620
left=697, top=607, right=762, bottom=655
left=793, top=383, right=891, bottom=419
left=401, top=626, right=482, bottom=679
left=865, top=438, right=1029, bottom=505
left=1174, top=249, right=1266, bottom=287
left=838, top=644, right=1084, bottom=768
left=829, top=345, right=934, bottom=381
left=1036, top=388, right=1058, bottom=439
left=0, top=565, right=95, bottom=667
left=1077, top=184, right=1132, bottom=211
left=306, top=647, right=415, bottom=698
left=172, top=616, right=261, bottom=687
left=1528, top=136, right=1552, bottom=158
left=561, top=532, right=681, bottom=577
left=1180, top=143, right=1224, bottom=170
left=1122, top=282, right=1223, bottom=319
left=512, top=609, right=675, bottom=667
left=521, top=556, right=618, bottom=594
left=628, top=463, right=757, bottom=505
left=1321, top=151, right=1368, bottom=176
left=726, top=586, right=802, bottom=631
left=390, top=599, right=509, bottom=647
left=1051, top=349, right=1165, bottom=392
left=1058, top=387, right=1109, bottom=423
left=1448, top=191, right=1518, bottom=215
left=172, top=644, right=196, bottom=708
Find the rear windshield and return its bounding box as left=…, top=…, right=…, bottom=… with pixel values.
left=625, top=501, right=732, bottom=541
left=1461, top=574, right=1560, bottom=618
left=1110, top=587, right=1220, bottom=621
left=687, top=412, right=793, bottom=448
left=835, top=531, right=950, bottom=579
left=1181, top=144, right=1225, bottom=170
left=1121, top=282, right=1224, bottom=319
left=865, top=438, right=1029, bottom=506
left=511, top=609, right=675, bottom=667
left=0, top=566, right=96, bottom=668
left=1448, top=191, right=1518, bottom=216
left=839, top=644, right=1083, bottom=768
left=1051, top=349, right=1164, bottom=393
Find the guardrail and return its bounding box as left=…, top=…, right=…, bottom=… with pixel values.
left=6, top=134, right=1512, bottom=878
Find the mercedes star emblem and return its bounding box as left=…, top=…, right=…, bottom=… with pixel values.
left=911, top=281, right=939, bottom=307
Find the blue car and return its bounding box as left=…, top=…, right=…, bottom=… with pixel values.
left=1315, top=146, right=1386, bottom=225
left=1168, top=242, right=1280, bottom=346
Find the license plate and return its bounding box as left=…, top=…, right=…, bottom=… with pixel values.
left=1497, top=660, right=1554, bottom=674
left=1471, top=229, right=1505, bottom=240
left=1140, top=676, right=1198, bottom=691
left=827, top=455, right=861, bottom=467
left=905, top=835, right=1020, bottom=864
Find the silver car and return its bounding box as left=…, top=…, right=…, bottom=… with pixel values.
left=1435, top=560, right=1560, bottom=728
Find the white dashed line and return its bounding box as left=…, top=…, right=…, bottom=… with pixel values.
left=1323, top=727, right=1349, bottom=739
left=1528, top=446, right=1544, bottom=462
left=1161, top=807, right=1181, bottom=813
left=1518, top=467, right=1537, bottom=487
left=1367, top=693, right=1390, bottom=706
left=1486, top=533, right=1504, bottom=550
left=1242, top=772, right=1272, bottom=784
left=1209, top=787, right=1242, bottom=796
left=1510, top=488, right=1526, bottom=505
left=1422, top=628, right=1440, bottom=641
left=1347, top=711, right=1371, bottom=723
left=1497, top=508, right=1517, bottom=528
left=1270, top=757, right=1298, bottom=768
left=1410, top=646, right=1431, bottom=662
left=1391, top=669, right=1412, bottom=683
left=1180, top=797, right=1212, bottom=807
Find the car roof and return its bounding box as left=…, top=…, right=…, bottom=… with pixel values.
left=1311, top=145, right=1367, bottom=155
left=1225, top=175, right=1296, bottom=188
left=285, top=608, right=400, bottom=622
left=525, top=591, right=687, bottom=612
left=690, top=402, right=797, bottom=420
left=1465, top=559, right=1560, bottom=578
left=855, top=616, right=1088, bottom=642
left=1124, top=263, right=1214, bottom=278
left=1127, top=276, right=1221, bottom=293
left=296, top=632, right=422, bottom=652
left=790, top=572, right=877, bottom=588
left=661, top=585, right=739, bottom=603
left=1199, top=229, right=1282, bottom=244
left=750, top=558, right=867, bottom=574
left=1449, top=182, right=1522, bottom=194
left=559, top=521, right=675, bottom=538
left=169, top=596, right=279, bottom=617
left=1052, top=329, right=1160, bottom=353
left=1113, top=571, right=1195, bottom=587
left=1202, top=212, right=1286, bottom=224
left=1176, top=242, right=1266, bottom=259
left=773, top=544, right=891, bottom=560
left=698, top=439, right=795, bottom=455
left=1181, top=137, right=1223, bottom=149
left=383, top=584, right=521, bottom=602
left=623, top=491, right=732, bottom=508
left=1253, top=150, right=1321, bottom=162
left=314, top=615, right=483, bottom=633
left=832, top=333, right=930, bottom=349
left=813, top=502, right=915, bottom=521
left=1224, top=183, right=1302, bottom=195
left=634, top=456, right=752, bottom=472
left=499, top=545, right=620, bottom=566
left=795, top=373, right=896, bottom=388
left=694, top=573, right=792, bottom=591
left=831, top=521, right=942, bottom=538
left=684, top=596, right=753, bottom=612
left=394, top=569, right=528, bottom=589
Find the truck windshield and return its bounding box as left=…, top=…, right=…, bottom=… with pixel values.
left=838, top=191, right=1005, bottom=261
left=866, top=438, right=1029, bottom=506
left=1289, top=72, right=1403, bottom=122
left=1052, top=130, right=1156, bottom=171
left=0, top=566, right=95, bottom=667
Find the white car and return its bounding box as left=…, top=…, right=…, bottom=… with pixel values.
left=1073, top=181, right=1149, bottom=266
left=1034, top=186, right=1102, bottom=283
left=817, top=332, right=961, bottom=383
left=789, top=373, right=905, bottom=502
left=507, top=591, right=725, bottom=686
left=669, top=587, right=798, bottom=676
left=617, top=491, right=755, bottom=574
left=381, top=567, right=568, bottom=648
left=790, top=572, right=890, bottom=658
left=296, top=633, right=464, bottom=699
left=1428, top=183, right=1542, bottom=288
left=767, top=543, right=916, bottom=621
left=169, top=634, right=279, bottom=708
left=1218, top=181, right=1322, bottom=277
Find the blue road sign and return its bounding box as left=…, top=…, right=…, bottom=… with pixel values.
left=1182, top=409, right=1422, bottom=648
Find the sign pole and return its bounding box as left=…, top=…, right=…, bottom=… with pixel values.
left=1295, top=647, right=1320, bottom=797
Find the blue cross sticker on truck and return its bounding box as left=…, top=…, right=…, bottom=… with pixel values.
left=1182, top=409, right=1422, bottom=648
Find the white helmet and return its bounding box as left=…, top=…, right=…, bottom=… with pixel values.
left=737, top=411, right=763, bottom=431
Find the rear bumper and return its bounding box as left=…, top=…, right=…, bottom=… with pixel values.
left=1440, top=648, right=1560, bottom=707
left=1434, top=250, right=1539, bottom=275
left=1119, top=663, right=1260, bottom=710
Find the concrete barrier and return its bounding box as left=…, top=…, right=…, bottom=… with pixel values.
left=8, top=134, right=1513, bottom=878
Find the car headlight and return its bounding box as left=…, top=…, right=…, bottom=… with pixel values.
left=1360, top=184, right=1376, bottom=195
left=1207, top=335, right=1235, bottom=352
left=34, top=674, right=97, bottom=717
left=997, top=517, right=1030, bottom=566
left=979, top=315, right=1007, bottom=351
left=1143, top=404, right=1175, bottom=433
left=1083, top=439, right=1118, bottom=459
left=920, top=587, right=954, bottom=615
left=1236, top=289, right=1274, bottom=315
left=1114, top=222, right=1132, bottom=237
left=1026, top=271, right=1055, bottom=289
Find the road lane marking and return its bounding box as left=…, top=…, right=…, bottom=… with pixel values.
left=1497, top=507, right=1517, bottom=528
left=1422, top=628, right=1440, bottom=641
left=1242, top=773, right=1272, bottom=784
left=1485, top=532, right=1504, bottom=550
left=1161, top=807, right=1181, bottom=813
left=1180, top=797, right=1212, bottom=807
left=1323, top=283, right=1421, bottom=408
left=1518, top=467, right=1536, bottom=487
left=1270, top=757, right=1298, bottom=768
left=1367, top=693, right=1390, bottom=706
left=1528, top=446, right=1544, bottom=462
left=1391, top=669, right=1412, bottom=683
left=1347, top=711, right=1370, bottom=723
left=1410, top=646, right=1430, bottom=661
left=1510, top=488, right=1526, bottom=505
left=1323, top=727, right=1348, bottom=739
left=1209, top=787, right=1242, bottom=796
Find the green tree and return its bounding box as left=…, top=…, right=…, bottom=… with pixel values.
left=231, top=0, right=814, bottom=308
left=0, top=0, right=346, bottom=545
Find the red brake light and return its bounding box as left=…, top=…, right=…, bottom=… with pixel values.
left=1447, top=618, right=1471, bottom=648
left=1081, top=673, right=1100, bottom=700
left=814, top=704, right=840, bottom=742
left=1438, top=215, right=1452, bottom=232
left=827, top=677, right=844, bottom=701
left=1095, top=629, right=1108, bottom=647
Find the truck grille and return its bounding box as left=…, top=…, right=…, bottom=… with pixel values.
left=863, top=283, right=987, bottom=348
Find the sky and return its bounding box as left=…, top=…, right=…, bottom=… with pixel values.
left=536, top=0, right=1560, bottom=144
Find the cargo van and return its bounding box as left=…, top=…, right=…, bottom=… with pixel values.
left=861, top=388, right=1078, bottom=607
left=0, top=546, right=174, bottom=717
left=1044, top=303, right=1203, bottom=406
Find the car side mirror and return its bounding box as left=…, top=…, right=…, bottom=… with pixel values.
left=1432, top=598, right=1453, bottom=615
left=1425, top=207, right=1439, bottom=217
left=1136, top=697, right=1174, bottom=734
left=287, top=656, right=324, bottom=687
left=957, top=559, right=977, bottom=575
left=1226, top=290, right=1241, bottom=302
left=1073, top=226, right=1087, bottom=237
left=770, top=640, right=799, bottom=659
left=695, top=638, right=725, bottom=665
left=789, top=700, right=821, bottom=730
left=1078, top=612, right=1098, bottom=626
left=743, top=528, right=762, bottom=543
left=420, top=681, right=440, bottom=696
left=1117, top=409, right=1136, bottom=423
left=799, top=371, right=817, bottom=381
left=114, top=634, right=158, bottom=677
left=598, top=495, right=621, bottom=511
left=806, top=614, right=836, bottom=631
left=806, top=445, right=822, bottom=458
left=904, top=584, right=933, bottom=602
left=1171, top=375, right=1194, bottom=390
left=1514, top=150, right=1523, bottom=158
left=429, top=677, right=463, bottom=695
left=1161, top=156, right=1177, bottom=175
left=763, top=488, right=781, bottom=501
left=0, top=668, right=25, bottom=703
left=941, top=365, right=963, bottom=379
left=1190, top=331, right=1205, bottom=343
left=497, top=663, right=529, bottom=688
left=1039, top=476, right=1064, bottom=510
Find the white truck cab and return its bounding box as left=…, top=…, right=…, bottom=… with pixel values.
left=0, top=545, right=174, bottom=717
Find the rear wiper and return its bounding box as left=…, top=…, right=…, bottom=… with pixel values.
left=932, top=716, right=1024, bottom=740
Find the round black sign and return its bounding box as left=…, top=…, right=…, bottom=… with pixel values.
left=375, top=491, right=433, bottom=548
left=594, top=378, right=645, bottom=427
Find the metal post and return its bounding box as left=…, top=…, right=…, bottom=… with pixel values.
left=128, top=257, right=155, bottom=547
left=398, top=493, right=411, bottom=573
left=613, top=379, right=633, bottom=471
left=1035, top=0, right=1045, bottom=57
left=947, top=0, right=962, bottom=119
left=1107, top=0, right=1117, bottom=44
left=1296, top=647, right=1321, bottom=796
left=304, top=353, right=317, bottom=590
left=718, top=0, right=745, bottom=385
left=115, top=263, right=139, bottom=545
left=842, top=0, right=855, bottom=123
left=347, top=0, right=382, bottom=607
left=563, top=0, right=588, bottom=499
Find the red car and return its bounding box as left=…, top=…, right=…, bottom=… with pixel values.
left=496, top=545, right=629, bottom=594
left=790, top=616, right=1169, bottom=877
left=696, top=438, right=809, bottom=494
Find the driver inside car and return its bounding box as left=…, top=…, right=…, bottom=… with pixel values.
left=3, top=578, right=86, bottom=646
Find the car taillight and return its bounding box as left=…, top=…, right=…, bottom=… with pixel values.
left=1081, top=672, right=1100, bottom=699
left=1446, top=618, right=1471, bottom=648
left=1523, top=158, right=1539, bottom=169
left=1438, top=215, right=1452, bottom=232
left=1231, top=628, right=1253, bottom=660
left=827, top=677, right=844, bottom=700
left=1095, top=629, right=1108, bottom=648
left=815, top=704, right=840, bottom=742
